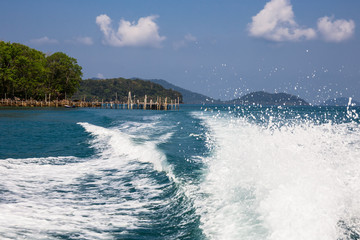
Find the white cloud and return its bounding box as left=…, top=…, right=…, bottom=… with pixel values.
left=248, top=0, right=316, bottom=41
left=317, top=16, right=355, bottom=42
left=75, top=36, right=94, bottom=45
left=173, top=33, right=197, bottom=50
left=249, top=0, right=356, bottom=43
left=96, top=14, right=166, bottom=48
left=30, top=36, right=58, bottom=45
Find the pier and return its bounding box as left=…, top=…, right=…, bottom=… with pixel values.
left=0, top=92, right=180, bottom=110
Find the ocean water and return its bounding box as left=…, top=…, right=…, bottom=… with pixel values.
left=0, top=105, right=360, bottom=240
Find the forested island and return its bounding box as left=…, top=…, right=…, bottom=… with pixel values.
left=0, top=41, right=82, bottom=100
left=74, top=78, right=183, bottom=103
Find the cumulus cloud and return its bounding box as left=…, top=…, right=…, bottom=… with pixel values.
left=248, top=0, right=316, bottom=42
left=173, top=33, right=197, bottom=50
left=96, top=14, right=166, bottom=47
left=30, top=36, right=58, bottom=45
left=249, top=0, right=356, bottom=43
left=317, top=16, right=355, bottom=42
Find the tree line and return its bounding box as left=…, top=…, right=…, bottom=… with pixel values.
left=0, top=41, right=82, bottom=100
left=74, top=78, right=183, bottom=103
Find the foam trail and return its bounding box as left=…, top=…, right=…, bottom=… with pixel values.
left=193, top=112, right=360, bottom=240
left=0, top=122, right=176, bottom=239
left=0, top=156, right=141, bottom=239
left=78, top=122, right=175, bottom=179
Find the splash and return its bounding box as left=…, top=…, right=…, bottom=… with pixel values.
left=193, top=111, right=360, bottom=240
left=78, top=122, right=172, bottom=173
left=347, top=97, right=359, bottom=120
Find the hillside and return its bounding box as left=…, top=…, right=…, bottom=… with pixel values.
left=149, top=79, right=221, bottom=104
left=73, top=78, right=182, bottom=102
left=226, top=91, right=309, bottom=106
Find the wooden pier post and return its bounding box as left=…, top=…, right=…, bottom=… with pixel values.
left=144, top=95, right=147, bottom=110
left=128, top=91, right=131, bottom=109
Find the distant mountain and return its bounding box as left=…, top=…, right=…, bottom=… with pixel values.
left=148, top=79, right=221, bottom=104
left=226, top=91, right=309, bottom=106
left=322, top=97, right=360, bottom=106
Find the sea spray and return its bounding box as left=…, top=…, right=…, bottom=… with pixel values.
left=192, top=110, right=360, bottom=240
left=347, top=97, right=360, bottom=120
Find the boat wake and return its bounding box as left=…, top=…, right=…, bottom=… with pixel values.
left=190, top=111, right=360, bottom=240
left=0, top=120, right=178, bottom=239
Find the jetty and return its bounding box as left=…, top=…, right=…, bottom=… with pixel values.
left=0, top=92, right=180, bottom=110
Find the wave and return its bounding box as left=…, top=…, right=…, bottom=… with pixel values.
left=192, top=111, right=360, bottom=240
left=0, top=121, right=178, bottom=239
left=78, top=122, right=173, bottom=174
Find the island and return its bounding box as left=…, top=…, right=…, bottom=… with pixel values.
left=148, top=79, right=309, bottom=106
left=73, top=78, right=182, bottom=103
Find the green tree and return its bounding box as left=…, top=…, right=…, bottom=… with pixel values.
left=0, top=41, right=16, bottom=98
left=73, top=78, right=183, bottom=102
left=46, top=52, right=82, bottom=99
left=0, top=42, right=83, bottom=100
left=12, top=43, right=46, bottom=99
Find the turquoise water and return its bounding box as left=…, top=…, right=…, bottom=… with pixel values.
left=0, top=105, right=359, bottom=239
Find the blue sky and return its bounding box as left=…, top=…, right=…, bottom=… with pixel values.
left=1, top=0, right=360, bottom=103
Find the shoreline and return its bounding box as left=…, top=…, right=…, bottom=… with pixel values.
left=0, top=98, right=180, bottom=110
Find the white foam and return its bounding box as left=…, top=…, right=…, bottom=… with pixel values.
left=78, top=122, right=174, bottom=176
left=192, top=112, right=360, bottom=240
left=0, top=121, right=176, bottom=239
left=0, top=156, right=136, bottom=239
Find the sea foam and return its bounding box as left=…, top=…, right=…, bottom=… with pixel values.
left=0, top=121, right=176, bottom=239
left=193, top=111, right=360, bottom=240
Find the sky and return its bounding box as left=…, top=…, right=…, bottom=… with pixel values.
left=1, top=0, right=360, bottom=104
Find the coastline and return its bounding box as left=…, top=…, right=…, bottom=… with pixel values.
left=0, top=98, right=180, bottom=110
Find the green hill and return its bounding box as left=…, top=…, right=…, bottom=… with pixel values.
left=149, top=79, right=221, bottom=104
left=73, top=78, right=182, bottom=102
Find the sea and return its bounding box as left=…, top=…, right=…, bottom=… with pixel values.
left=0, top=104, right=360, bottom=240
